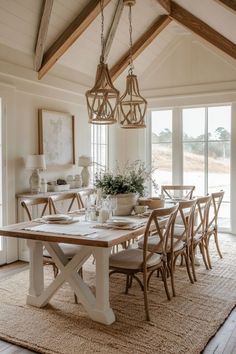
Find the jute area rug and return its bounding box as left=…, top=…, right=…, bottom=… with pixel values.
left=0, top=236, right=236, bottom=354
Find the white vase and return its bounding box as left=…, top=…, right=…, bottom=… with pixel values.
left=113, top=193, right=138, bottom=216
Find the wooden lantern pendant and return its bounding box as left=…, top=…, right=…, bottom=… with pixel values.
left=86, top=62, right=119, bottom=124
left=120, top=73, right=147, bottom=129
left=120, top=0, right=147, bottom=129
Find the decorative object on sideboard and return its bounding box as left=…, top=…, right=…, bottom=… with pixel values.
left=38, top=109, right=75, bottom=166
left=74, top=174, right=82, bottom=188
left=47, top=179, right=70, bottom=192
left=85, top=0, right=119, bottom=125
left=41, top=178, right=47, bottom=193
left=78, top=155, right=92, bottom=187
left=25, top=154, right=46, bottom=193
left=120, top=0, right=147, bottom=129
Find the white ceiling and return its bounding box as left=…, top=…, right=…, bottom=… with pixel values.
left=0, top=0, right=235, bottom=88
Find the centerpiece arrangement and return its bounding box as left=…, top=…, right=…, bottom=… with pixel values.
left=94, top=160, right=158, bottom=215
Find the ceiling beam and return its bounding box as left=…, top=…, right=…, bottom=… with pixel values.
left=103, top=0, right=124, bottom=62
left=214, top=0, right=236, bottom=12
left=156, top=0, right=171, bottom=13
left=38, top=0, right=111, bottom=80
left=110, top=15, right=171, bottom=81
left=34, top=0, right=54, bottom=72
left=169, top=1, right=236, bottom=60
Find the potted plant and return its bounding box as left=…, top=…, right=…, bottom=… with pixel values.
left=94, top=161, right=157, bottom=215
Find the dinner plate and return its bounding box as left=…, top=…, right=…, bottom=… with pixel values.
left=42, top=214, right=71, bottom=222
left=106, top=219, right=132, bottom=227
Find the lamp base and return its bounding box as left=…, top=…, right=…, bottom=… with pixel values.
left=81, top=166, right=90, bottom=187
left=29, top=169, right=41, bottom=193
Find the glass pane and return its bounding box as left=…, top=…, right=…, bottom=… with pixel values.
left=183, top=142, right=205, bottom=195
left=208, top=106, right=231, bottom=141
left=183, top=107, right=205, bottom=141
left=152, top=143, right=172, bottom=195
left=208, top=142, right=230, bottom=201
left=151, top=110, right=172, bottom=143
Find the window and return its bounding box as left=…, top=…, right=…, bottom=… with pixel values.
left=151, top=110, right=172, bottom=195
left=150, top=105, right=231, bottom=230
left=183, top=106, right=231, bottom=228
left=91, top=125, right=109, bottom=180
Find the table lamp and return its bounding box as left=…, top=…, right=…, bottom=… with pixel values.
left=25, top=154, right=46, bottom=193
left=78, top=155, right=92, bottom=187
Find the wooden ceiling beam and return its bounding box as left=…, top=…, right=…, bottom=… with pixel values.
left=214, top=0, right=236, bottom=12
left=103, top=0, right=124, bottom=62
left=156, top=0, right=171, bottom=13
left=34, top=0, right=54, bottom=71
left=169, top=1, right=236, bottom=60
left=110, top=15, right=171, bottom=82
left=38, top=0, right=111, bottom=79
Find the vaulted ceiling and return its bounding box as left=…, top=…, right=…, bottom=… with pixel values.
left=0, top=0, right=235, bottom=90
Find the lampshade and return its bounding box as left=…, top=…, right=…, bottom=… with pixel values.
left=78, top=155, right=92, bottom=167
left=25, top=154, right=46, bottom=170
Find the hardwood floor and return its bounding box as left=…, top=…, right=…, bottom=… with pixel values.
left=0, top=234, right=235, bottom=354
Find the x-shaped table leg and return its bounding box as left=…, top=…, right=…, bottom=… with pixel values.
left=26, top=240, right=115, bottom=325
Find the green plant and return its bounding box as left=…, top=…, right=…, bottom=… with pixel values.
left=94, top=160, right=157, bottom=196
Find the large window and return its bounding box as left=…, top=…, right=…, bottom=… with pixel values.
left=150, top=105, right=231, bottom=230
left=91, top=125, right=109, bottom=180
left=151, top=110, right=172, bottom=195
left=183, top=106, right=231, bottom=228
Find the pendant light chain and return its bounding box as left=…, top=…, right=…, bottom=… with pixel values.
left=100, top=0, right=105, bottom=63
left=85, top=0, right=120, bottom=125
left=128, top=5, right=134, bottom=74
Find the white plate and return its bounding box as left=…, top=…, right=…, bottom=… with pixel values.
left=106, top=219, right=132, bottom=227
left=42, top=214, right=71, bottom=222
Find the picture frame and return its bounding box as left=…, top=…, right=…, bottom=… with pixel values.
left=38, top=109, right=75, bottom=166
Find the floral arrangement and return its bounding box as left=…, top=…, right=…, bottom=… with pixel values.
left=94, top=160, right=158, bottom=197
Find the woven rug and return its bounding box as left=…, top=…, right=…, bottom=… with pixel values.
left=0, top=236, right=235, bottom=354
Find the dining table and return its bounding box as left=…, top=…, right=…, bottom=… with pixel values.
left=0, top=214, right=156, bottom=325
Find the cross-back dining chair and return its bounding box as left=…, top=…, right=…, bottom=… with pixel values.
left=50, top=192, right=84, bottom=214
left=21, top=197, right=52, bottom=220
left=190, top=195, right=212, bottom=281
left=21, top=197, right=58, bottom=276
left=138, top=199, right=197, bottom=296
left=161, top=185, right=195, bottom=201
left=21, top=196, right=83, bottom=299
left=109, top=204, right=179, bottom=321
left=204, top=191, right=224, bottom=269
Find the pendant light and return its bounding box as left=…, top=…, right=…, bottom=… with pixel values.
left=120, top=0, right=147, bottom=129
left=86, top=0, right=120, bottom=125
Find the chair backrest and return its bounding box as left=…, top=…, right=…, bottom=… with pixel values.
left=78, top=189, right=96, bottom=208
left=193, top=195, right=212, bottom=238
left=208, top=191, right=224, bottom=230
left=175, top=199, right=197, bottom=243
left=50, top=192, right=83, bottom=214
left=161, top=185, right=195, bottom=201
left=21, top=197, right=52, bottom=220
left=142, top=204, right=179, bottom=268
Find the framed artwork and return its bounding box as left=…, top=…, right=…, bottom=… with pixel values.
left=38, top=109, right=75, bottom=166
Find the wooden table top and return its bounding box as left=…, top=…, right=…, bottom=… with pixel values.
left=0, top=217, right=151, bottom=248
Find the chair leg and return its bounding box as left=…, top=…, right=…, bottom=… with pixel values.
left=53, top=264, right=58, bottom=278
left=214, top=231, right=223, bottom=258
left=161, top=266, right=171, bottom=301
left=169, top=257, right=176, bottom=297
left=204, top=238, right=212, bottom=269
left=125, top=274, right=130, bottom=294
left=190, top=247, right=197, bottom=282
left=184, top=250, right=194, bottom=284
left=199, top=242, right=209, bottom=270
left=143, top=270, right=150, bottom=321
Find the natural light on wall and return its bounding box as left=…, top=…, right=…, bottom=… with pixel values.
left=91, top=124, right=109, bottom=182
left=151, top=110, right=172, bottom=195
